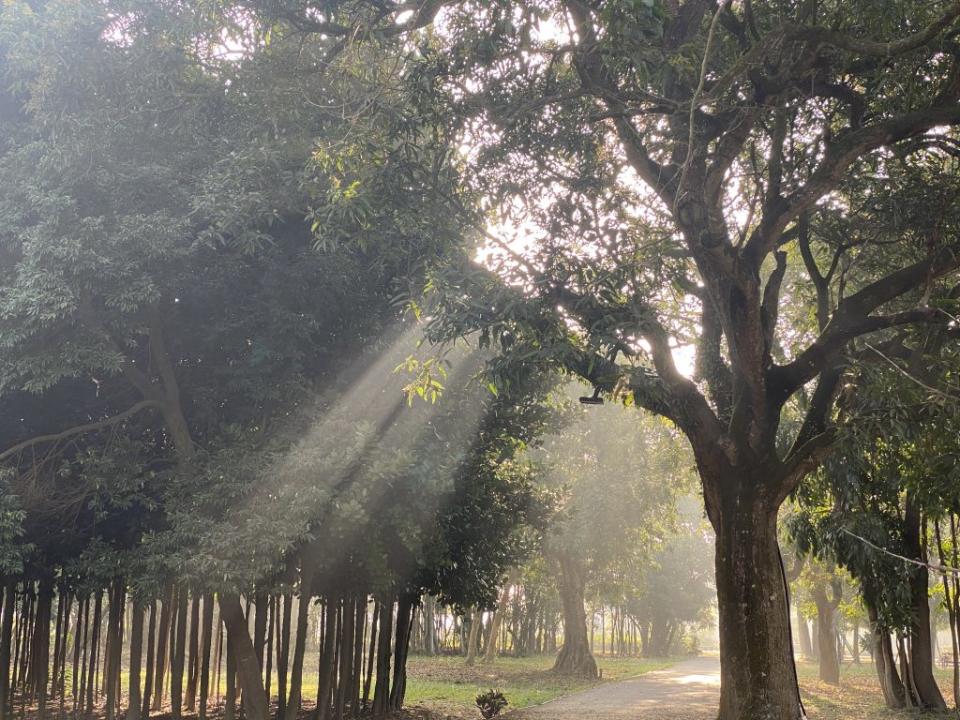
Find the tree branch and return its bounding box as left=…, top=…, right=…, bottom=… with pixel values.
left=0, top=401, right=163, bottom=463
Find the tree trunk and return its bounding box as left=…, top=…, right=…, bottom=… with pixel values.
left=315, top=601, right=337, bottom=720
left=482, top=578, right=513, bottom=664
left=903, top=497, right=947, bottom=710
left=218, top=593, right=268, bottom=720
left=389, top=596, right=415, bottom=712
left=151, top=591, right=170, bottom=712
left=276, top=593, right=291, bottom=720
left=284, top=573, right=313, bottom=720
left=422, top=597, right=436, bottom=657
left=865, top=600, right=906, bottom=709
left=34, top=580, right=53, bottom=719
left=796, top=609, right=812, bottom=660
left=552, top=554, right=598, bottom=678
left=464, top=609, right=480, bottom=666
left=141, top=601, right=156, bottom=718
left=128, top=600, right=145, bottom=720
left=170, top=588, right=188, bottom=720
left=712, top=493, right=803, bottom=720
left=197, top=595, right=213, bottom=720
left=370, top=600, right=393, bottom=717
left=812, top=587, right=839, bottom=685
left=0, top=582, right=14, bottom=720
left=185, top=595, right=200, bottom=712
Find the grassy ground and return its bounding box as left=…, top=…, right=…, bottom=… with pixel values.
left=403, top=654, right=674, bottom=718
left=797, top=661, right=957, bottom=720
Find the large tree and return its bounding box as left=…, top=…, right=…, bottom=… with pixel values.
left=254, top=2, right=960, bottom=716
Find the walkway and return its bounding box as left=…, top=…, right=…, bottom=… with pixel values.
left=515, top=657, right=720, bottom=720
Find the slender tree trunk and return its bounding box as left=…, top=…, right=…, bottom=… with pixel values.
left=389, top=596, right=414, bottom=712
left=170, top=587, right=188, bottom=720
left=151, top=591, right=170, bottom=712
left=315, top=601, right=337, bottom=720
left=86, top=590, right=103, bottom=715
left=284, top=573, right=314, bottom=720
left=128, top=600, right=145, bottom=720
left=712, top=492, right=803, bottom=720
left=34, top=580, right=53, bottom=719
left=141, top=601, right=156, bottom=718
left=264, top=596, right=274, bottom=705
left=277, top=593, right=291, bottom=720
left=482, top=579, right=512, bottom=664
left=104, top=583, right=123, bottom=720
left=552, top=554, right=598, bottom=678
left=903, top=498, right=947, bottom=710
left=185, top=595, right=200, bottom=711
left=218, top=594, right=268, bottom=720
left=796, top=608, right=813, bottom=660
left=464, top=609, right=480, bottom=667
left=253, top=594, right=267, bottom=681
left=197, top=595, right=214, bottom=720
left=362, top=603, right=377, bottom=709
left=0, top=582, right=14, bottom=720
left=370, top=601, right=393, bottom=717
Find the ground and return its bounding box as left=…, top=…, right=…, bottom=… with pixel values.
left=403, top=655, right=959, bottom=720
left=403, top=655, right=673, bottom=718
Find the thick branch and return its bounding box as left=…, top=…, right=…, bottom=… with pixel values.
left=773, top=245, right=960, bottom=395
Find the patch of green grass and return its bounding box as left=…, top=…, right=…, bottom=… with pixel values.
left=403, top=654, right=675, bottom=717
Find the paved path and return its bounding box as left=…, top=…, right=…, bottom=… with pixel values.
left=515, top=657, right=720, bottom=720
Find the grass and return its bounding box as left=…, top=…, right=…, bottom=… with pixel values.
left=403, top=654, right=674, bottom=718
left=797, top=661, right=958, bottom=720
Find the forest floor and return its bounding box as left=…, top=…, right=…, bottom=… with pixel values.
left=402, top=654, right=675, bottom=718
left=406, top=656, right=959, bottom=720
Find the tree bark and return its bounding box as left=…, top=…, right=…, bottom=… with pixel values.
left=128, top=600, right=145, bottom=720
left=482, top=578, right=513, bottom=664
left=218, top=593, right=268, bottom=720
left=0, top=582, right=14, bottom=720
left=370, top=600, right=393, bottom=717
left=712, top=493, right=803, bottom=720
left=903, top=498, right=947, bottom=710
left=811, top=583, right=840, bottom=685
left=552, top=554, right=598, bottom=678
left=141, top=601, right=156, bottom=718
left=197, top=595, right=213, bottom=720
left=170, top=588, right=188, bottom=720
left=284, top=574, right=314, bottom=720
left=185, top=595, right=200, bottom=711
left=151, top=591, right=170, bottom=712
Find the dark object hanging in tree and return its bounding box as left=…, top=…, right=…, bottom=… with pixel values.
left=579, top=387, right=604, bottom=405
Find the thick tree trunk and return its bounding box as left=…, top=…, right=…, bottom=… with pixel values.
left=712, top=493, right=803, bottom=720
left=218, top=593, right=268, bottom=720
left=904, top=497, right=947, bottom=710
left=552, top=554, right=598, bottom=678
